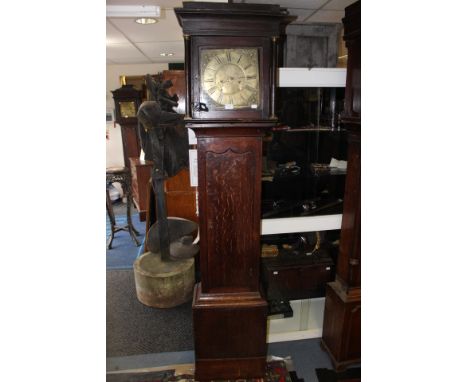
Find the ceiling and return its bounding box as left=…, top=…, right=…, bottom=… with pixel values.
left=106, top=0, right=356, bottom=65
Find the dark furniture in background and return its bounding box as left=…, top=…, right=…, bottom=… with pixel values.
left=262, top=86, right=348, bottom=220
left=175, top=2, right=295, bottom=380
left=129, top=158, right=153, bottom=221
left=162, top=69, right=186, bottom=116
left=261, top=250, right=334, bottom=302
left=106, top=167, right=141, bottom=249
left=259, top=85, right=347, bottom=316
left=284, top=24, right=340, bottom=68
left=321, top=0, right=361, bottom=370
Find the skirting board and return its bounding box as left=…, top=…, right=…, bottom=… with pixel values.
left=267, top=328, right=322, bottom=343
left=267, top=298, right=325, bottom=343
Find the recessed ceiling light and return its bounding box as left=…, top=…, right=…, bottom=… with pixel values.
left=160, top=53, right=174, bottom=57
left=135, top=17, right=157, bottom=24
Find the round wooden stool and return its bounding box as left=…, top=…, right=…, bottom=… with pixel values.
left=134, top=251, right=195, bottom=308
left=106, top=167, right=141, bottom=249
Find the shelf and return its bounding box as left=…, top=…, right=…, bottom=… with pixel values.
left=272, top=125, right=346, bottom=133
left=286, top=128, right=344, bottom=132
left=278, top=68, right=346, bottom=88
left=261, top=214, right=342, bottom=235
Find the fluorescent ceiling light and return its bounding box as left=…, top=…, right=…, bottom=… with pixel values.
left=160, top=53, right=174, bottom=57
left=135, top=18, right=158, bottom=24
left=106, top=5, right=161, bottom=18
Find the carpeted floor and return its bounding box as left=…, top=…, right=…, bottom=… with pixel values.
left=106, top=202, right=146, bottom=269
left=107, top=269, right=193, bottom=357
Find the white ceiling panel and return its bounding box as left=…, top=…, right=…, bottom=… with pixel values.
left=287, top=8, right=315, bottom=23
left=109, top=11, right=183, bottom=43
left=305, top=10, right=344, bottom=23
left=106, top=20, right=128, bottom=44
left=108, top=56, right=152, bottom=64
left=107, top=43, right=150, bottom=62
left=136, top=41, right=185, bottom=61
left=323, top=0, right=357, bottom=11
left=106, top=0, right=353, bottom=65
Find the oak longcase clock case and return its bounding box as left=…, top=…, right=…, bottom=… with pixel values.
left=176, top=2, right=294, bottom=380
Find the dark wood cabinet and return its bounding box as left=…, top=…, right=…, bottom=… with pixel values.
left=284, top=24, right=340, bottom=68
left=261, top=253, right=334, bottom=302
left=321, top=0, right=361, bottom=371
left=129, top=158, right=153, bottom=221
left=163, top=168, right=197, bottom=224
left=162, top=69, right=186, bottom=115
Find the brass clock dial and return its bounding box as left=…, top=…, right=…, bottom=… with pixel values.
left=119, top=101, right=136, bottom=118
left=200, top=48, right=260, bottom=109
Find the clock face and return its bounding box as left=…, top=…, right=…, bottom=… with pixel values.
left=200, top=48, right=260, bottom=109
left=119, top=101, right=136, bottom=118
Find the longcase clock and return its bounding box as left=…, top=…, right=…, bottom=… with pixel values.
left=321, top=0, right=361, bottom=371
left=175, top=2, right=294, bottom=380
left=111, top=84, right=142, bottom=169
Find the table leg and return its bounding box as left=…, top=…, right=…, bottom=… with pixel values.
left=125, top=183, right=141, bottom=246
left=106, top=189, right=116, bottom=249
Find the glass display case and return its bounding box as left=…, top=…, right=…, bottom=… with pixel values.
left=262, top=87, right=347, bottom=220
left=260, top=81, right=347, bottom=320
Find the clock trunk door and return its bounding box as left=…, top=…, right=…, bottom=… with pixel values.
left=197, top=136, right=263, bottom=293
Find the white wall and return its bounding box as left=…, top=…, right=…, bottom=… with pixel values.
left=106, top=63, right=168, bottom=167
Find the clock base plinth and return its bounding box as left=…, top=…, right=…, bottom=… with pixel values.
left=321, top=281, right=361, bottom=371
left=192, top=283, right=268, bottom=381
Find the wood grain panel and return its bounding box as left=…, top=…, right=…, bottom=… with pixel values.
left=336, top=130, right=361, bottom=287
left=193, top=305, right=267, bottom=358
left=197, top=136, right=262, bottom=292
